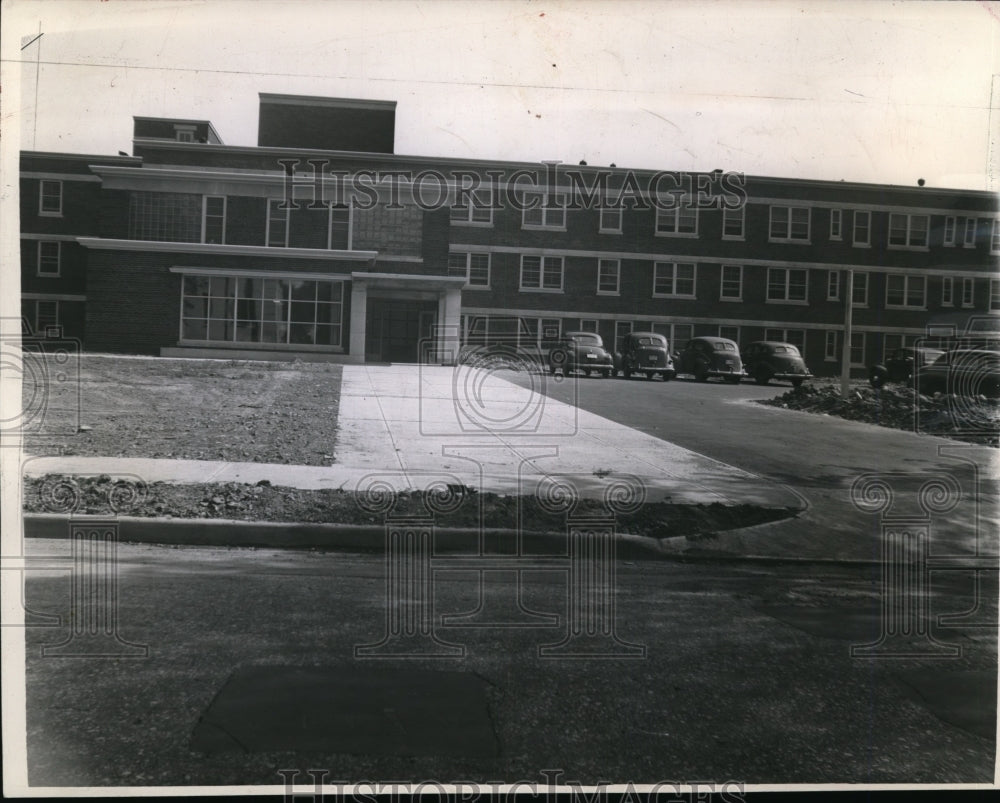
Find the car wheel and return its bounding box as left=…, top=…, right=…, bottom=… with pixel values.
left=869, top=368, right=886, bottom=389
left=645, top=372, right=654, bottom=380
left=754, top=368, right=770, bottom=386
left=662, top=372, right=673, bottom=382
left=723, top=375, right=741, bottom=385
left=602, top=369, right=611, bottom=378
left=790, top=378, right=804, bottom=388
left=624, top=367, right=632, bottom=380
left=695, top=369, right=709, bottom=383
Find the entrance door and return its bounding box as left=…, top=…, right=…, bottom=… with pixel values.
left=366, top=299, right=438, bottom=362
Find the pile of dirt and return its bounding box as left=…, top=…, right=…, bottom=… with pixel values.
left=758, top=383, right=999, bottom=446
left=23, top=474, right=795, bottom=541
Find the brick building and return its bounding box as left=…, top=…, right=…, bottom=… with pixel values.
left=20, top=93, right=1000, bottom=373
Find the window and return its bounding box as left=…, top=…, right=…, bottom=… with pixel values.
left=722, top=207, right=744, bottom=239
left=522, top=192, right=566, bottom=229
left=944, top=216, right=956, bottom=246
left=655, top=205, right=698, bottom=236
left=181, top=275, right=344, bottom=347
left=202, top=196, right=226, bottom=245
left=599, top=206, right=622, bottom=233
left=961, top=278, right=975, bottom=308
left=669, top=323, right=693, bottom=349
left=769, top=206, right=810, bottom=242
left=615, top=321, right=633, bottom=351
left=852, top=272, right=868, bottom=306
left=830, top=209, right=842, bottom=241
left=719, top=325, right=740, bottom=343
left=886, top=275, right=926, bottom=309
left=22, top=300, right=59, bottom=334
left=448, top=252, right=490, bottom=287
left=765, top=328, right=806, bottom=353
left=176, top=130, right=194, bottom=143
left=883, top=334, right=905, bottom=360
left=992, top=220, right=1000, bottom=254
left=849, top=332, right=866, bottom=366
left=267, top=199, right=289, bottom=247
left=963, top=217, right=977, bottom=247
left=598, top=259, right=620, bottom=294
left=39, top=180, right=62, bottom=216
left=450, top=190, right=493, bottom=225
left=653, top=262, right=696, bottom=298
left=853, top=211, right=870, bottom=246
left=37, top=241, right=61, bottom=277
left=579, top=319, right=598, bottom=334
left=520, top=255, right=563, bottom=290
left=825, top=331, right=838, bottom=361
left=720, top=265, right=742, bottom=301
left=328, top=204, right=351, bottom=249
left=827, top=271, right=840, bottom=301
left=991, top=279, right=1000, bottom=311
left=888, top=213, right=929, bottom=248
left=766, top=267, right=808, bottom=303
left=941, top=276, right=954, bottom=306
left=129, top=191, right=202, bottom=242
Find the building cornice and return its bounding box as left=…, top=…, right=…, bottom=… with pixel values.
left=76, top=237, right=378, bottom=261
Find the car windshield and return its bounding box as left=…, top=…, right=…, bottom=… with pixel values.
left=569, top=334, right=601, bottom=346
left=713, top=342, right=737, bottom=351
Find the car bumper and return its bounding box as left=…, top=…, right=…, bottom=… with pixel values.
left=772, top=372, right=813, bottom=381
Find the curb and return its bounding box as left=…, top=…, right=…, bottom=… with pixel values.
left=22, top=513, right=671, bottom=560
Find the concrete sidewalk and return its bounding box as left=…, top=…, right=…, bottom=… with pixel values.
left=23, top=364, right=801, bottom=510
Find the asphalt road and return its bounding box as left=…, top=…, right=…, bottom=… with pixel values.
left=503, top=370, right=998, bottom=559
left=21, top=541, right=997, bottom=787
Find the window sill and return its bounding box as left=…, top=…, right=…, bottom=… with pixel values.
left=36, top=273, right=62, bottom=279
left=464, top=284, right=492, bottom=291
left=38, top=212, right=63, bottom=218
left=519, top=287, right=564, bottom=293
left=596, top=290, right=620, bottom=296
left=885, top=305, right=927, bottom=311
left=768, top=237, right=811, bottom=244
left=852, top=243, right=871, bottom=248
left=719, top=297, right=743, bottom=302
left=450, top=221, right=494, bottom=228
left=887, top=244, right=930, bottom=252
left=721, top=235, right=745, bottom=242
left=652, top=293, right=697, bottom=300
left=654, top=231, right=699, bottom=239
left=765, top=299, right=809, bottom=305
left=521, top=224, right=567, bottom=232
left=827, top=297, right=841, bottom=303
left=599, top=228, right=623, bottom=235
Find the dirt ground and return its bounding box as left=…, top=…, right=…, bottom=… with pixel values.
left=22, top=474, right=794, bottom=539
left=23, top=356, right=343, bottom=465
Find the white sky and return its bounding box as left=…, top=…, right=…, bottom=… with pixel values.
left=2, top=0, right=1000, bottom=188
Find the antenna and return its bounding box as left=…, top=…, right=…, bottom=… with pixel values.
left=21, top=23, right=43, bottom=149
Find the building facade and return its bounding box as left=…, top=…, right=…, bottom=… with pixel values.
left=20, top=93, right=1000, bottom=374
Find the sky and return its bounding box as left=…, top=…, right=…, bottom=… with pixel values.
left=2, top=0, right=999, bottom=190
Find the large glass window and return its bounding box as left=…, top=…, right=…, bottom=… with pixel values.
left=180, top=274, right=344, bottom=347
left=769, top=206, right=810, bottom=242
left=766, top=267, right=808, bottom=302
left=653, top=262, right=696, bottom=297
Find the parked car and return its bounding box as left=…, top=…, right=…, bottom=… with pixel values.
left=613, top=331, right=676, bottom=380
left=913, top=349, right=1000, bottom=398
left=869, top=346, right=945, bottom=389
left=741, top=341, right=813, bottom=387
left=548, top=331, right=614, bottom=377
left=675, top=336, right=744, bottom=384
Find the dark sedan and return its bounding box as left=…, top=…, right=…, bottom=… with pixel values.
left=869, top=346, right=945, bottom=389
left=913, top=349, right=1000, bottom=398
left=675, top=336, right=744, bottom=384
left=613, top=331, right=676, bottom=380
left=741, top=341, right=813, bottom=387
left=548, top=331, right=614, bottom=377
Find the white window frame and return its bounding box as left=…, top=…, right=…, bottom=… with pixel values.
left=266, top=198, right=290, bottom=248
left=519, top=254, right=564, bottom=292
left=448, top=251, right=491, bottom=289
left=720, top=265, right=743, bottom=301
left=963, top=217, right=978, bottom=248
left=653, top=262, right=697, bottom=299
left=853, top=210, right=870, bottom=247
left=597, top=259, right=620, bottom=295
left=718, top=325, right=741, bottom=343
left=888, top=213, right=930, bottom=250
left=655, top=205, right=699, bottom=238
left=174, top=124, right=197, bottom=142
left=722, top=206, right=745, bottom=240
left=941, top=275, right=954, bottom=307
left=39, top=180, right=63, bottom=216
left=852, top=271, right=869, bottom=307
left=991, top=278, right=1000, bottom=311
left=450, top=189, right=494, bottom=226
left=37, top=241, right=61, bottom=277
left=849, top=331, right=866, bottom=367
left=327, top=203, right=352, bottom=250
left=827, top=271, right=840, bottom=301
left=764, top=328, right=807, bottom=353
left=579, top=319, right=599, bottom=334
left=599, top=206, right=623, bottom=234
left=521, top=192, right=567, bottom=230
left=202, top=195, right=226, bottom=245
left=991, top=220, right=1000, bottom=255
left=830, top=209, right=843, bottom=241
left=766, top=267, right=809, bottom=304
left=768, top=205, right=811, bottom=243
left=885, top=274, right=927, bottom=310
left=614, top=321, right=633, bottom=351
left=32, top=300, right=60, bottom=333
left=944, top=216, right=957, bottom=247
left=961, top=277, right=975, bottom=308
left=824, top=331, right=838, bottom=362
